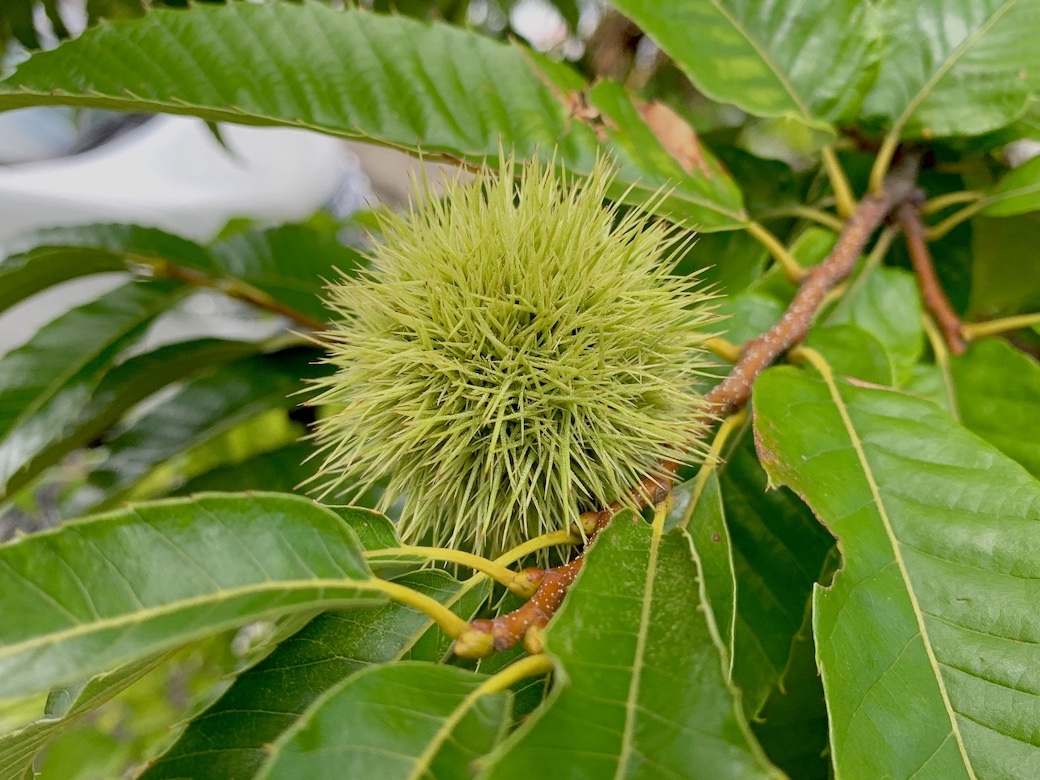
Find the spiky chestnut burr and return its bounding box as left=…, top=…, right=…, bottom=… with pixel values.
left=308, top=156, right=717, bottom=558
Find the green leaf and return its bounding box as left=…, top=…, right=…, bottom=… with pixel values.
left=951, top=339, right=1040, bottom=479
left=754, top=361, right=1040, bottom=778
left=208, top=221, right=366, bottom=322
left=674, top=229, right=768, bottom=296
left=67, top=348, right=324, bottom=512
left=0, top=247, right=125, bottom=316
left=169, top=441, right=317, bottom=496
left=0, top=280, right=188, bottom=499
left=0, top=492, right=388, bottom=701
left=826, top=267, right=924, bottom=384
left=480, top=512, right=780, bottom=779
left=144, top=568, right=490, bottom=780
left=0, top=654, right=171, bottom=780
left=980, top=155, right=1040, bottom=217
left=803, top=324, right=895, bottom=385
left=327, top=505, right=401, bottom=553
left=903, top=364, right=956, bottom=415
left=862, top=0, right=1040, bottom=138
left=3, top=220, right=363, bottom=324
left=718, top=436, right=834, bottom=717
left=751, top=614, right=830, bottom=780
left=4, top=337, right=267, bottom=501
left=0, top=3, right=748, bottom=229
left=0, top=224, right=218, bottom=315
left=969, top=214, right=1040, bottom=317
left=583, top=80, right=747, bottom=229
left=256, top=662, right=509, bottom=780
left=609, top=0, right=878, bottom=126
left=718, top=292, right=784, bottom=345
left=673, top=471, right=737, bottom=653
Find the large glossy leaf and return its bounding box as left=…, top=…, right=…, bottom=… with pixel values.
left=610, top=0, right=877, bottom=126
left=0, top=653, right=171, bottom=780
left=255, top=662, right=509, bottom=780
left=670, top=446, right=832, bottom=726
left=951, top=339, right=1040, bottom=479
left=580, top=80, right=747, bottom=227
left=67, top=348, right=324, bottom=513
left=754, top=361, right=1040, bottom=778
left=480, top=512, right=779, bottom=779
left=672, top=471, right=737, bottom=652
left=862, top=0, right=1040, bottom=138
left=0, top=280, right=188, bottom=499
left=0, top=3, right=747, bottom=229
left=144, top=568, right=490, bottom=779
left=0, top=492, right=388, bottom=700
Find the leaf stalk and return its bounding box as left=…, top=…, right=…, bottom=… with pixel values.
left=962, top=312, right=1040, bottom=340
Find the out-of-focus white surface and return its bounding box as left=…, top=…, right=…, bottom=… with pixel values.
left=0, top=115, right=351, bottom=244
left=0, top=114, right=360, bottom=354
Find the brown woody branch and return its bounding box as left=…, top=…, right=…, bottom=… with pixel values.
left=896, top=202, right=967, bottom=355
left=452, top=156, right=923, bottom=659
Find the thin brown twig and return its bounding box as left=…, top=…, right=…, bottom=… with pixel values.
left=128, top=253, right=326, bottom=330
left=453, top=154, right=923, bottom=659
left=896, top=202, right=966, bottom=355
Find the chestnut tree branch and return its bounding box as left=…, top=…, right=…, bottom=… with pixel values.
left=452, top=154, right=923, bottom=659
left=897, top=201, right=967, bottom=355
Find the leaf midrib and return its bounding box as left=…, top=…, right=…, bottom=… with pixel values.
left=248, top=575, right=482, bottom=776
left=0, top=48, right=748, bottom=225
left=407, top=679, right=487, bottom=780
left=614, top=510, right=665, bottom=778
left=891, top=0, right=1020, bottom=135
left=812, top=353, right=976, bottom=778
left=707, top=0, right=812, bottom=121
left=0, top=578, right=387, bottom=662
left=982, top=179, right=1040, bottom=212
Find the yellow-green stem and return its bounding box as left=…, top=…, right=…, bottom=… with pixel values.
left=490, top=529, right=580, bottom=571
left=796, top=346, right=834, bottom=379
left=868, top=133, right=900, bottom=194
left=680, top=409, right=748, bottom=529
left=758, top=205, right=844, bottom=232
left=652, top=494, right=673, bottom=535
left=927, top=200, right=988, bottom=240
left=922, top=190, right=984, bottom=216
left=745, top=222, right=805, bottom=283
left=478, top=653, right=555, bottom=693
left=962, top=312, right=1040, bottom=340
left=705, top=336, right=742, bottom=363
left=816, top=282, right=849, bottom=318
left=408, top=653, right=555, bottom=777
left=365, top=578, right=470, bottom=638
left=921, top=314, right=960, bottom=421
left=365, top=546, right=532, bottom=595
left=822, top=147, right=857, bottom=218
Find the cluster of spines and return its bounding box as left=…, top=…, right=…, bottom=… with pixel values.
left=309, top=156, right=716, bottom=557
